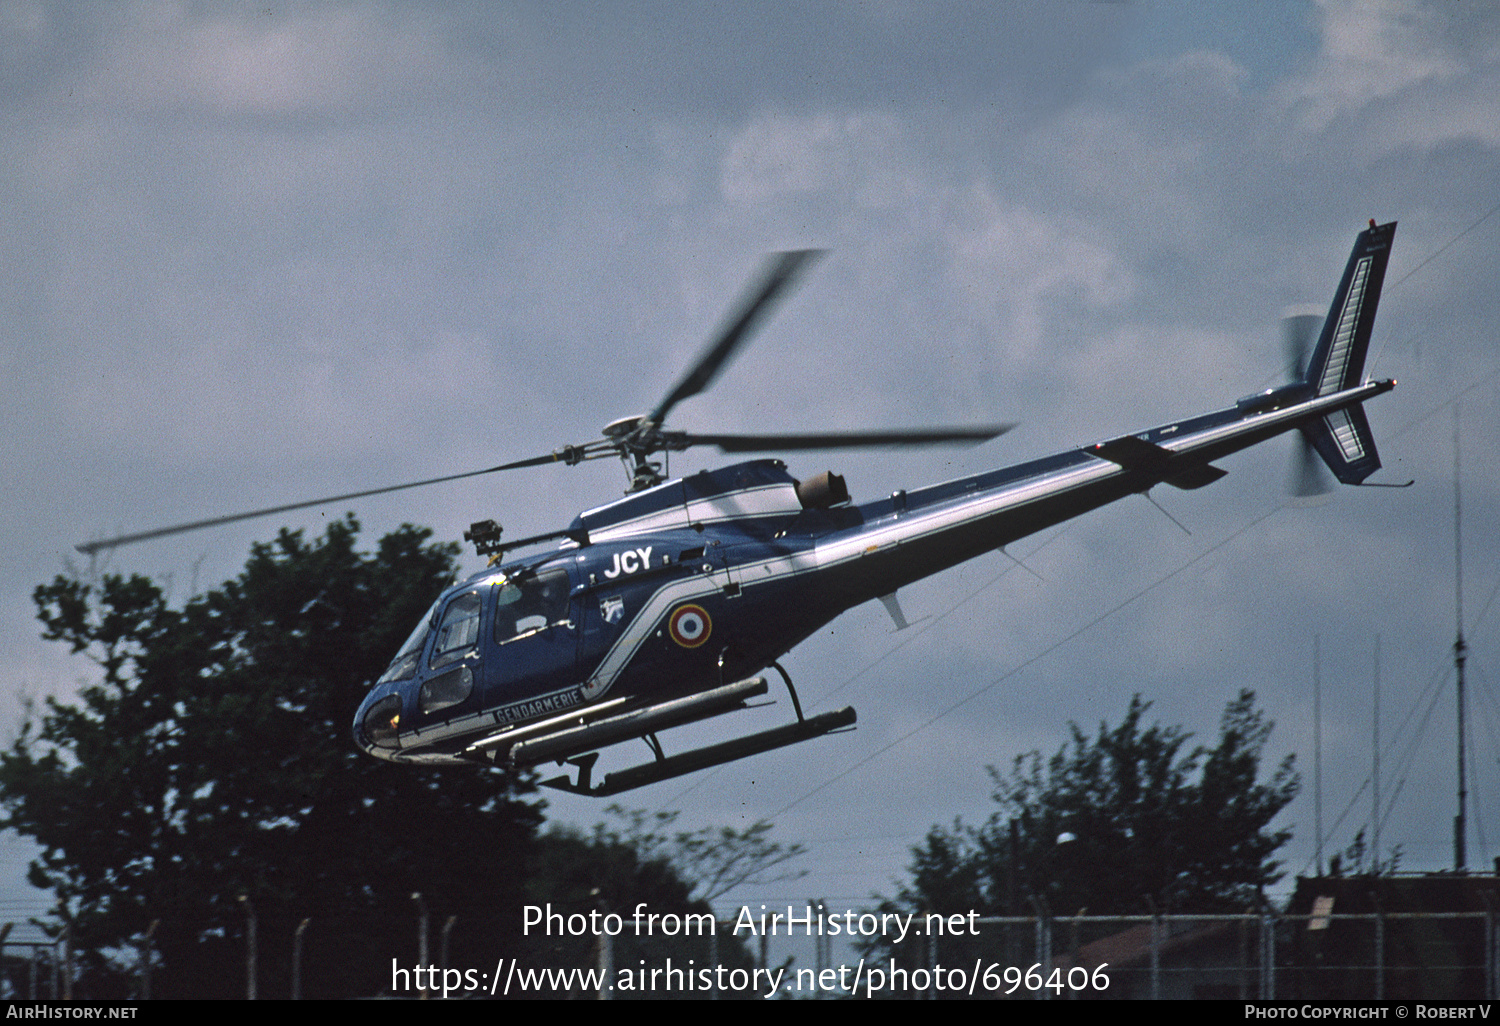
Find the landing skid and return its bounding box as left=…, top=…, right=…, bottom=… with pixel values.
left=536, top=664, right=856, bottom=797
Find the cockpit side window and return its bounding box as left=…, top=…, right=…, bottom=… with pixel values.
left=429, top=590, right=483, bottom=671
left=494, top=568, right=571, bottom=643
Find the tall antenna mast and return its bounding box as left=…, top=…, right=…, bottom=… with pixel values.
left=1373, top=635, right=1381, bottom=873
left=1454, top=403, right=1468, bottom=872
left=1315, top=634, right=1324, bottom=876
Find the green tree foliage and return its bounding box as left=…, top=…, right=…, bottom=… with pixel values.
left=2, top=519, right=543, bottom=998
left=598, top=805, right=807, bottom=903
left=524, top=818, right=760, bottom=998
left=505, top=807, right=801, bottom=998
left=887, top=691, right=1299, bottom=920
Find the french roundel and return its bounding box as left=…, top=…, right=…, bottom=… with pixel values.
left=668, top=604, right=712, bottom=648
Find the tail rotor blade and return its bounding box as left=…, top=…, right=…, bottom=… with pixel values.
left=1282, top=310, right=1322, bottom=383
left=1288, top=429, right=1334, bottom=504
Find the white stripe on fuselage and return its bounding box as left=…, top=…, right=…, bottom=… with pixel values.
left=579, top=382, right=1382, bottom=700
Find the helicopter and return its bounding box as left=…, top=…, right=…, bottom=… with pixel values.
left=81, top=221, right=1401, bottom=797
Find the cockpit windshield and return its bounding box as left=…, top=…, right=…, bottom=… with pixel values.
left=374, top=597, right=442, bottom=685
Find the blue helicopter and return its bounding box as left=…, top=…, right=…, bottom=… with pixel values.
left=82, top=222, right=1400, bottom=796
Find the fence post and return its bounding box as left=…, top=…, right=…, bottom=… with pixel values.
left=1268, top=912, right=1277, bottom=999
left=412, top=892, right=429, bottom=1000
left=137, top=920, right=156, bottom=1000
left=1259, top=911, right=1276, bottom=999
left=1488, top=909, right=1496, bottom=1000
left=1479, top=892, right=1497, bottom=999
left=709, top=919, right=719, bottom=1001
left=595, top=928, right=613, bottom=1000
left=928, top=917, right=938, bottom=1001
left=60, top=922, right=71, bottom=1001
left=1144, top=896, right=1161, bottom=1000
left=1029, top=895, right=1051, bottom=1001
left=291, top=918, right=309, bottom=1000
left=238, top=895, right=256, bottom=1000
left=1153, top=913, right=1163, bottom=1000
left=1238, top=915, right=1250, bottom=1000
left=441, top=914, right=457, bottom=996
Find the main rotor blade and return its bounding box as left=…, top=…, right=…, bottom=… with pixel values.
left=646, top=249, right=824, bottom=427
left=673, top=424, right=1016, bottom=453
left=75, top=450, right=587, bottom=555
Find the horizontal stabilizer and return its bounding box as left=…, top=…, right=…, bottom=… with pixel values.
left=1164, top=463, right=1229, bottom=490
left=1089, top=435, right=1227, bottom=490
left=1303, top=403, right=1383, bottom=485
left=1091, top=435, right=1172, bottom=469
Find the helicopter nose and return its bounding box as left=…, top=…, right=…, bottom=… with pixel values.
left=354, top=691, right=404, bottom=758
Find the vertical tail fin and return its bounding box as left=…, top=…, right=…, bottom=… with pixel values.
left=1301, top=220, right=1397, bottom=395
left=1299, top=220, right=1397, bottom=484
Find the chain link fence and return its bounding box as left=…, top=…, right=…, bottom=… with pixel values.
left=11, top=908, right=1499, bottom=998
left=858, top=911, right=1500, bottom=999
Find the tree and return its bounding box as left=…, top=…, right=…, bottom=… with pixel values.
left=2, top=518, right=544, bottom=998
left=887, top=691, right=1299, bottom=921
left=522, top=819, right=761, bottom=998
left=597, top=805, right=807, bottom=904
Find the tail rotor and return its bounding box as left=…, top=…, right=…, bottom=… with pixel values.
left=1282, top=310, right=1334, bottom=502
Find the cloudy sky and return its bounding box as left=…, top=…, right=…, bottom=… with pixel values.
left=3, top=0, right=1499, bottom=940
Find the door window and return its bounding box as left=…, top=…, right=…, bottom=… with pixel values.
left=429, top=590, right=482, bottom=670
left=494, top=568, right=571, bottom=643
